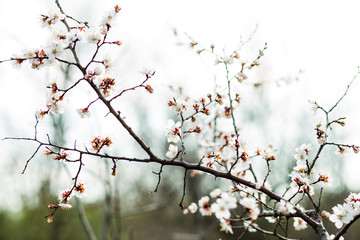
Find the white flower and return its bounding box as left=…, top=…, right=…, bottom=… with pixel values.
left=169, top=98, right=191, bottom=115
left=261, top=146, right=276, bottom=161
left=329, top=203, right=354, bottom=229
left=48, top=98, right=64, bottom=115
left=265, top=216, right=277, bottom=223
left=318, top=135, right=327, bottom=145
left=103, top=55, right=113, bottom=70
left=188, top=202, right=198, bottom=213
left=330, top=234, right=344, bottom=240
left=183, top=209, right=190, bottom=214
left=170, top=104, right=183, bottom=115
left=164, top=119, right=182, bottom=143
left=140, top=67, right=154, bottom=76
left=49, top=9, right=65, bottom=21
left=289, top=172, right=313, bottom=195
left=278, top=200, right=296, bottom=214
left=36, top=110, right=47, bottom=120
left=211, top=193, right=237, bottom=219
left=249, top=207, right=260, bottom=220
left=87, top=31, right=102, bottom=44
left=198, top=196, right=212, bottom=216
left=219, top=218, right=233, bottom=234
left=165, top=144, right=178, bottom=159
left=74, top=183, right=86, bottom=198
left=66, top=28, right=84, bottom=43
left=45, top=42, right=63, bottom=60
left=335, top=147, right=349, bottom=157
left=243, top=221, right=257, bottom=232
left=240, top=197, right=260, bottom=220
left=318, top=170, right=332, bottom=185
left=293, top=217, right=307, bottom=230
left=236, top=72, right=248, bottom=83
left=94, top=66, right=103, bottom=76
left=101, top=11, right=117, bottom=25
left=240, top=197, right=257, bottom=210
left=292, top=160, right=307, bottom=173
left=211, top=202, right=231, bottom=219
left=210, top=188, right=222, bottom=198
left=294, top=144, right=312, bottom=163
left=77, top=108, right=91, bottom=118
left=100, top=25, right=108, bottom=35
left=223, top=56, right=234, bottom=64
left=57, top=188, right=72, bottom=206
left=58, top=203, right=72, bottom=209
left=41, top=9, right=65, bottom=28
left=219, top=193, right=237, bottom=209
left=346, top=192, right=360, bottom=209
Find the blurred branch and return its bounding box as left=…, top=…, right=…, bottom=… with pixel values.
left=75, top=197, right=98, bottom=240
left=101, top=183, right=111, bottom=240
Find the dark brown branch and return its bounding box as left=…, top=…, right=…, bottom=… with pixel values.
left=306, top=191, right=320, bottom=213
left=85, top=79, right=157, bottom=159
left=262, top=160, right=271, bottom=186
left=251, top=225, right=298, bottom=240
left=333, top=214, right=360, bottom=240
left=309, top=144, right=325, bottom=173
left=152, top=165, right=164, bottom=193
left=109, top=71, right=155, bottom=102
left=21, top=143, right=43, bottom=174
left=5, top=135, right=321, bottom=230
left=179, top=169, right=188, bottom=209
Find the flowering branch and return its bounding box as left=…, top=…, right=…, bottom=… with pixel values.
left=3, top=1, right=360, bottom=239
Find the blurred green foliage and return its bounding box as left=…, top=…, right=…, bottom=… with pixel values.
left=1, top=182, right=360, bottom=240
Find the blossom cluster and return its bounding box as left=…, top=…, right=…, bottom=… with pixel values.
left=164, top=92, right=275, bottom=168
left=44, top=148, right=69, bottom=163
left=183, top=187, right=310, bottom=234
left=288, top=143, right=332, bottom=197
left=329, top=193, right=360, bottom=229
left=90, top=136, right=112, bottom=152
left=13, top=5, right=122, bottom=120
left=46, top=183, right=86, bottom=223
left=183, top=189, right=241, bottom=234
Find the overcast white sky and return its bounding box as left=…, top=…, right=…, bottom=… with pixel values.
left=2, top=0, right=360, bottom=209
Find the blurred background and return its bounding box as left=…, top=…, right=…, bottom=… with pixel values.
left=1, top=0, right=360, bottom=239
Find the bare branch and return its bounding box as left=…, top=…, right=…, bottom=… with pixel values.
left=21, top=143, right=43, bottom=174
left=152, top=165, right=164, bottom=193
left=328, top=67, right=360, bottom=114
left=179, top=169, right=188, bottom=209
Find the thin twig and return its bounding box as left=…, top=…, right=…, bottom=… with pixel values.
left=179, top=169, right=188, bottom=209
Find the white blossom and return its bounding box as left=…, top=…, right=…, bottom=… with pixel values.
left=278, top=200, right=296, bottom=214
left=165, top=144, right=178, bottom=159
left=293, top=217, right=307, bottom=230
left=198, top=196, right=212, bottom=216
left=164, top=119, right=182, bottom=143
left=210, top=188, right=222, bottom=198
left=219, top=218, right=233, bottom=234
left=188, top=202, right=198, bottom=213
